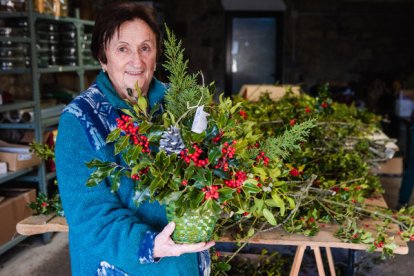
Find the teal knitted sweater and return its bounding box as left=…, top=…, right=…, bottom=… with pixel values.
left=55, top=71, right=199, bottom=275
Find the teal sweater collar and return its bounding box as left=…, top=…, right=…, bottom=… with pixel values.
left=95, top=70, right=167, bottom=110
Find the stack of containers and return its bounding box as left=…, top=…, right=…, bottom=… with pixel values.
left=36, top=22, right=59, bottom=67
left=36, top=22, right=77, bottom=67
left=59, top=23, right=77, bottom=66
left=0, top=18, right=29, bottom=69
left=81, top=26, right=98, bottom=66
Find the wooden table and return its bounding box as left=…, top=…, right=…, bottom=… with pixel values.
left=16, top=197, right=408, bottom=276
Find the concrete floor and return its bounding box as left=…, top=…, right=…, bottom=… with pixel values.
left=0, top=176, right=413, bottom=276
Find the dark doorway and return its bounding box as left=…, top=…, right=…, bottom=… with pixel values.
left=225, top=12, right=283, bottom=96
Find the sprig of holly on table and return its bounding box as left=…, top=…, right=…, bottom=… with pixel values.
left=27, top=142, right=63, bottom=216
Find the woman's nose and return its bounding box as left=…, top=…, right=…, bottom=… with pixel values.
left=130, top=50, right=144, bottom=67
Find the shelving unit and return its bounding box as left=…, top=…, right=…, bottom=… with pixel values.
left=0, top=1, right=99, bottom=254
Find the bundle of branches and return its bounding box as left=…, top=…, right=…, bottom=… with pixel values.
left=211, top=85, right=414, bottom=261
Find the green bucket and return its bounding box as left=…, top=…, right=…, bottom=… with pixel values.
left=166, top=204, right=219, bottom=243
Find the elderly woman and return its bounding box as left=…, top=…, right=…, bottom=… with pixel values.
left=55, top=2, right=214, bottom=275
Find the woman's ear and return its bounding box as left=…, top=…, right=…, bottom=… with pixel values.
left=100, top=62, right=107, bottom=73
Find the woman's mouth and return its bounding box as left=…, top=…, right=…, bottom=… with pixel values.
left=125, top=70, right=144, bottom=76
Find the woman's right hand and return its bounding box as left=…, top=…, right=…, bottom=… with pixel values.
left=153, top=222, right=215, bottom=258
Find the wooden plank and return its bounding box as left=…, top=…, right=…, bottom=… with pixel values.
left=289, top=244, right=306, bottom=276
left=325, top=247, right=336, bottom=276
left=219, top=196, right=409, bottom=255
left=16, top=214, right=68, bottom=235
left=311, top=246, right=326, bottom=276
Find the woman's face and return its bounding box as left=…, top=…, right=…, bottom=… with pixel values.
left=101, top=19, right=157, bottom=98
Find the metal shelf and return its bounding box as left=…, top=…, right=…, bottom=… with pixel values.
left=41, top=116, right=60, bottom=128
left=0, top=122, right=35, bottom=129
left=0, top=167, right=34, bottom=185
left=0, top=11, right=28, bottom=18
left=0, top=235, right=28, bottom=255
left=38, top=66, right=80, bottom=74
left=0, top=101, right=34, bottom=113
left=0, top=6, right=95, bottom=254
left=0, top=68, right=30, bottom=74
left=0, top=36, right=31, bottom=43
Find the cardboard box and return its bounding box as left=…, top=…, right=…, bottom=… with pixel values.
left=0, top=188, right=36, bottom=246
left=239, top=84, right=301, bottom=102
left=0, top=162, right=7, bottom=174
left=0, top=140, right=41, bottom=171
left=377, top=157, right=403, bottom=176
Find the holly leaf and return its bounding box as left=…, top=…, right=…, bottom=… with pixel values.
left=86, top=159, right=111, bottom=169
left=254, top=198, right=264, bottom=211
left=149, top=176, right=166, bottom=195
left=205, top=125, right=219, bottom=141
left=86, top=166, right=115, bottom=187
left=120, top=109, right=135, bottom=118
left=106, top=128, right=121, bottom=143
left=208, top=147, right=222, bottom=164
left=213, top=169, right=231, bottom=179
left=161, top=191, right=183, bottom=205
left=147, top=129, right=164, bottom=141
left=109, top=169, right=124, bottom=192
left=271, top=190, right=286, bottom=216
left=190, top=190, right=205, bottom=209
left=215, top=262, right=231, bottom=272
left=263, top=208, right=276, bottom=226
left=218, top=187, right=234, bottom=202
left=252, top=167, right=267, bottom=180
left=124, top=145, right=142, bottom=166
left=138, top=121, right=152, bottom=133
left=115, top=135, right=130, bottom=155
left=243, top=182, right=261, bottom=194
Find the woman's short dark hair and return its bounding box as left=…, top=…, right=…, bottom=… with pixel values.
left=91, top=1, right=162, bottom=64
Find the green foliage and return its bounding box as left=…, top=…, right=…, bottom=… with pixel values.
left=29, top=142, right=54, bottom=161
left=263, top=119, right=315, bottom=160
left=227, top=86, right=412, bottom=258
left=162, top=25, right=212, bottom=124
left=28, top=192, right=63, bottom=216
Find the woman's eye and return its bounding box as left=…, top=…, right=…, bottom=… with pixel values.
left=141, top=45, right=150, bottom=52
left=118, top=47, right=128, bottom=53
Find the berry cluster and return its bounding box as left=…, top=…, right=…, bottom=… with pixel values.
left=131, top=167, right=149, bottom=181
left=214, top=141, right=237, bottom=171
left=255, top=151, right=270, bottom=166
left=289, top=167, right=300, bottom=177
left=224, top=170, right=247, bottom=190
left=212, top=130, right=223, bottom=144
left=180, top=144, right=209, bottom=167
left=374, top=241, right=384, bottom=248
left=202, top=185, right=219, bottom=200
left=116, top=115, right=149, bottom=153
left=239, top=110, right=247, bottom=120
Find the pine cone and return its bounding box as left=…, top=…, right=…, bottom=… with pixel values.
left=159, top=126, right=186, bottom=155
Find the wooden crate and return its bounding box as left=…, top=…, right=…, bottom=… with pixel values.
left=238, top=84, right=301, bottom=102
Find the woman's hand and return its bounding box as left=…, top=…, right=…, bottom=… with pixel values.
left=153, top=222, right=215, bottom=258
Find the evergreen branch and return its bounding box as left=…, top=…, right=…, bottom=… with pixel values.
left=263, top=119, right=316, bottom=159
left=162, top=25, right=211, bottom=122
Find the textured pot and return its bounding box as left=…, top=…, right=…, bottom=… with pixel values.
left=166, top=204, right=219, bottom=243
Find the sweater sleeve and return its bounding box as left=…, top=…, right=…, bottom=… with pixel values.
left=55, top=112, right=153, bottom=268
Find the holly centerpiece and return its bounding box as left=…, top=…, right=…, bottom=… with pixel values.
left=86, top=27, right=315, bottom=243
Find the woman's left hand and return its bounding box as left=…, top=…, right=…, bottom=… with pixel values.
left=153, top=222, right=215, bottom=258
